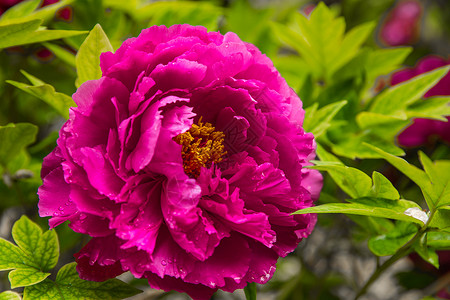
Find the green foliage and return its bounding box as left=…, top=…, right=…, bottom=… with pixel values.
left=273, top=2, right=374, bottom=82
left=0, top=0, right=448, bottom=299
left=75, top=24, right=113, bottom=88
left=369, top=66, right=450, bottom=116
left=0, top=216, right=141, bottom=299
left=368, top=222, right=418, bottom=256
left=0, top=215, right=58, bottom=288
left=294, top=198, right=423, bottom=225
left=304, top=100, right=347, bottom=138
left=0, top=0, right=41, bottom=21
left=0, top=291, right=21, bottom=300
left=0, top=0, right=75, bottom=25
left=7, top=71, right=75, bottom=119
left=0, top=123, right=37, bottom=169
left=0, top=19, right=87, bottom=49
left=24, top=263, right=141, bottom=300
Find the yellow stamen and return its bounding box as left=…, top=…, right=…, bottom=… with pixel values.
left=173, top=118, right=227, bottom=178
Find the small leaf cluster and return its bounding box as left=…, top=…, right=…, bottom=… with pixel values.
left=0, top=216, right=141, bottom=300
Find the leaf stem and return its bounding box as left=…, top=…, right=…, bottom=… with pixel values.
left=354, top=214, right=433, bottom=300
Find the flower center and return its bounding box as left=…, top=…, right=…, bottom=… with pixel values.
left=173, top=118, right=227, bottom=178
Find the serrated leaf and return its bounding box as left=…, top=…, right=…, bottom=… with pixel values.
left=369, top=171, right=400, bottom=200
left=75, top=24, right=113, bottom=88
left=0, top=123, right=37, bottom=167
left=273, top=3, right=372, bottom=81
left=364, top=144, right=435, bottom=209
left=0, top=19, right=87, bottom=49
left=370, top=65, right=450, bottom=116
left=293, top=197, right=423, bottom=225
left=0, top=291, right=22, bottom=300
left=304, top=100, right=347, bottom=138
left=0, top=0, right=41, bottom=21
left=56, top=262, right=141, bottom=299
left=0, top=216, right=59, bottom=288
left=368, top=222, right=417, bottom=256
left=7, top=71, right=75, bottom=119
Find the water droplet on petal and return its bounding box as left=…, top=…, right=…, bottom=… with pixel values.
left=161, top=260, right=167, bottom=266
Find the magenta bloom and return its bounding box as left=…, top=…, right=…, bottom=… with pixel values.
left=379, top=0, right=422, bottom=46
left=392, top=55, right=450, bottom=147
left=38, top=25, right=321, bottom=299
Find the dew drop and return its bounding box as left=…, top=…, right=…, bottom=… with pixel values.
left=53, top=212, right=59, bottom=216
left=161, top=260, right=167, bottom=266
left=79, top=213, right=87, bottom=220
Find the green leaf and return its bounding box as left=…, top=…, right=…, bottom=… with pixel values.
left=293, top=197, right=424, bottom=225
left=8, top=269, right=51, bottom=290
left=0, top=216, right=59, bottom=288
left=414, top=234, right=439, bottom=269
left=370, top=65, right=450, bottom=116
left=332, top=134, right=405, bottom=159
left=244, top=282, right=257, bottom=300
left=368, top=222, right=417, bottom=256
left=427, top=232, right=450, bottom=249
left=369, top=171, right=400, bottom=200
left=0, top=0, right=75, bottom=25
left=0, top=291, right=22, bottom=300
left=364, top=144, right=435, bottom=209
left=24, top=263, right=142, bottom=300
left=329, top=21, right=375, bottom=77
left=272, top=3, right=372, bottom=81
left=75, top=24, right=113, bottom=88
left=429, top=209, right=450, bottom=230
left=406, top=97, right=450, bottom=121
left=7, top=71, right=75, bottom=119
left=310, top=163, right=372, bottom=198
left=0, top=0, right=41, bottom=21
left=364, top=47, right=413, bottom=82
left=304, top=100, right=347, bottom=138
left=0, top=19, right=87, bottom=49
left=23, top=280, right=59, bottom=300
left=0, top=123, right=38, bottom=168
left=418, top=153, right=450, bottom=208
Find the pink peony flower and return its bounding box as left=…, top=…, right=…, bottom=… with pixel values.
left=391, top=55, right=450, bottom=147
left=38, top=24, right=321, bottom=299
left=379, top=0, right=422, bottom=46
